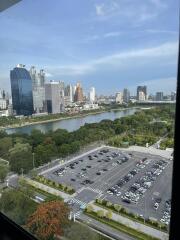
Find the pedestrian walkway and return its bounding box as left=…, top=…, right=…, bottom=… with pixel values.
left=86, top=187, right=103, bottom=194
left=24, top=177, right=71, bottom=200
left=71, top=198, right=87, bottom=207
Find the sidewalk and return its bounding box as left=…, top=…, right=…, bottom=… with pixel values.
left=24, top=177, right=72, bottom=200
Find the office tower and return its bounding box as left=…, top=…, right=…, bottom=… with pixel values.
left=64, top=84, right=73, bottom=106
left=137, top=86, right=147, bottom=100
left=30, top=66, right=46, bottom=113
left=139, top=91, right=146, bottom=101
left=74, top=82, right=84, bottom=102
left=115, top=92, right=123, bottom=104
left=123, top=88, right=130, bottom=103
left=73, top=85, right=77, bottom=101
left=89, top=87, right=96, bottom=103
left=45, top=81, right=65, bottom=114
left=171, top=92, right=176, bottom=101
left=156, top=92, right=164, bottom=101
left=10, top=64, right=33, bottom=116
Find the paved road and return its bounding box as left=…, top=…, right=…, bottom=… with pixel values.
left=91, top=204, right=169, bottom=240
left=79, top=214, right=136, bottom=240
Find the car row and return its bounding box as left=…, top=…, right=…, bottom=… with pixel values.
left=106, top=168, right=138, bottom=197
left=121, top=159, right=168, bottom=204
left=160, top=199, right=171, bottom=225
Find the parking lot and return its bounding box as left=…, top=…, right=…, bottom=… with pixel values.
left=41, top=146, right=173, bottom=224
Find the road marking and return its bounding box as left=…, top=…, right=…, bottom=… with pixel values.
left=86, top=187, right=102, bottom=194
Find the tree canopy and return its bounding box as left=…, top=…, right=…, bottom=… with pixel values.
left=26, top=201, right=70, bottom=240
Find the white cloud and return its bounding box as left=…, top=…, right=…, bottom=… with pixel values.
left=46, top=41, right=178, bottom=77
left=93, top=0, right=168, bottom=26
left=93, top=41, right=178, bottom=64
left=46, top=64, right=95, bottom=76
left=45, top=72, right=53, bottom=77
left=150, top=0, right=167, bottom=9
left=145, top=29, right=178, bottom=34
left=104, top=31, right=122, bottom=38
left=95, top=4, right=105, bottom=16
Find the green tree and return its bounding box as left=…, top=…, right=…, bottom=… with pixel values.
left=0, top=189, right=37, bottom=225
left=0, top=137, right=13, bottom=158
left=9, top=143, right=33, bottom=174
left=106, top=210, right=112, bottom=220
left=97, top=210, right=104, bottom=218
left=0, top=164, right=9, bottom=182
left=114, top=204, right=122, bottom=213
left=106, top=201, right=112, bottom=208
left=30, top=129, right=45, bottom=151
left=86, top=204, right=94, bottom=213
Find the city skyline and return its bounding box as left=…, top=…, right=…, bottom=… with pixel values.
left=0, top=0, right=178, bottom=95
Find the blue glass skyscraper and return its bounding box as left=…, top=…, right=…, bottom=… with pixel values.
left=10, top=64, right=34, bottom=116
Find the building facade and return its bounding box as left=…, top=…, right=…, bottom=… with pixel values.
left=89, top=87, right=96, bottom=103
left=171, top=92, right=176, bottom=101
left=156, top=92, right=163, bottom=101
left=30, top=66, right=46, bottom=113
left=45, top=81, right=65, bottom=114
left=115, top=92, right=123, bottom=104
left=123, top=88, right=130, bottom=103
left=10, top=64, right=34, bottom=116
left=137, top=86, right=147, bottom=101
left=64, top=84, right=73, bottom=106
left=74, top=82, right=83, bottom=102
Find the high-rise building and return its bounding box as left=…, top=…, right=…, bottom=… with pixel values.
left=123, top=88, right=130, bottom=103
left=115, top=92, right=123, bottom=104
left=89, top=87, right=96, bottom=103
left=137, top=86, right=147, bottom=101
left=74, top=82, right=84, bottom=102
left=156, top=92, right=163, bottom=101
left=171, top=91, right=176, bottom=101
left=45, top=81, right=64, bottom=114
left=64, top=84, right=73, bottom=106
left=138, top=91, right=146, bottom=101
left=73, top=85, right=77, bottom=101
left=10, top=64, right=33, bottom=116
left=30, top=66, right=46, bottom=113
left=0, top=99, right=7, bottom=110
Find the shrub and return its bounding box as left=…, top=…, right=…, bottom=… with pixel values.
left=97, top=210, right=104, bottom=218
left=106, top=201, right=112, bottom=207
left=114, top=204, right=122, bottom=213
left=86, top=205, right=94, bottom=213
left=106, top=210, right=112, bottom=220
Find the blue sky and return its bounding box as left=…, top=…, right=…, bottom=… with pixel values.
left=0, top=0, right=179, bottom=95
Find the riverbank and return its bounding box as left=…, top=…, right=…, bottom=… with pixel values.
left=3, top=107, right=141, bottom=131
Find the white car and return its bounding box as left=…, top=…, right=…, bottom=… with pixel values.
left=107, top=191, right=113, bottom=195
left=154, top=203, right=159, bottom=210
left=116, top=192, right=121, bottom=196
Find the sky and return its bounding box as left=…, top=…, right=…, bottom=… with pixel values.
left=0, top=0, right=179, bottom=95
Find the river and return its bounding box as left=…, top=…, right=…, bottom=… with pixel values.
left=6, top=108, right=138, bottom=135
